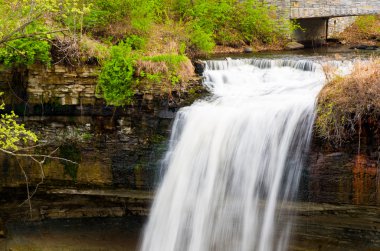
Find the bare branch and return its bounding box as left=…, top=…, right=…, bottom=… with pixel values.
left=15, top=158, right=32, bottom=218
left=14, top=143, right=50, bottom=152
left=2, top=145, right=78, bottom=215
left=0, top=148, right=78, bottom=165
left=0, top=14, right=41, bottom=45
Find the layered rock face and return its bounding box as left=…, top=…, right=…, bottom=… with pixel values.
left=0, top=63, right=205, bottom=220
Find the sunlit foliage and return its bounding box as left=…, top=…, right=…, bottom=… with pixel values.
left=0, top=93, right=37, bottom=151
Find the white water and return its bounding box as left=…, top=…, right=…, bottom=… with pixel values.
left=141, top=58, right=328, bottom=251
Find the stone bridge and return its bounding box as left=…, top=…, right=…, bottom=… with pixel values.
left=267, top=0, right=380, bottom=44
left=288, top=0, right=379, bottom=19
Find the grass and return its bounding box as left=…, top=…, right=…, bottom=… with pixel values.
left=316, top=58, right=380, bottom=144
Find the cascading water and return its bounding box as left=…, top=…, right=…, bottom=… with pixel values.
left=141, top=58, right=327, bottom=251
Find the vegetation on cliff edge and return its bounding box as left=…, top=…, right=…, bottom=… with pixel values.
left=0, top=0, right=298, bottom=105
left=316, top=58, right=380, bottom=145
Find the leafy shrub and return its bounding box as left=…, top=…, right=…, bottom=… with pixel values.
left=0, top=93, right=37, bottom=151
left=186, top=23, right=215, bottom=53
left=0, top=38, right=51, bottom=67
left=98, top=41, right=194, bottom=105
left=140, top=54, right=191, bottom=85
left=179, top=0, right=296, bottom=51
left=83, top=0, right=129, bottom=29
left=97, top=41, right=137, bottom=105
left=83, top=0, right=163, bottom=36
left=125, top=35, right=147, bottom=50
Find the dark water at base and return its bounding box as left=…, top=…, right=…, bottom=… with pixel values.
left=2, top=202, right=379, bottom=251
left=0, top=217, right=143, bottom=251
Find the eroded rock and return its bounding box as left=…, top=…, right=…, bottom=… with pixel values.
left=286, top=41, right=305, bottom=50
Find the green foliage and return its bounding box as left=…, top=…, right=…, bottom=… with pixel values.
left=356, top=16, right=376, bottom=33
left=143, top=54, right=187, bottom=66
left=81, top=0, right=295, bottom=54
left=125, top=35, right=147, bottom=50
left=187, top=23, right=215, bottom=53
left=58, top=0, right=92, bottom=33
left=176, top=0, right=296, bottom=51
left=0, top=0, right=93, bottom=67
left=84, top=0, right=163, bottom=34
left=354, top=15, right=379, bottom=37
left=0, top=38, right=51, bottom=67
left=129, top=0, right=162, bottom=33
left=143, top=54, right=189, bottom=85
left=83, top=0, right=128, bottom=28
left=0, top=93, right=37, bottom=151
left=98, top=45, right=192, bottom=105
left=97, top=41, right=137, bottom=105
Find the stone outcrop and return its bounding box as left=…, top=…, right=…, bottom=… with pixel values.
left=27, top=64, right=99, bottom=105
left=285, top=41, right=305, bottom=50
left=329, top=16, right=356, bottom=37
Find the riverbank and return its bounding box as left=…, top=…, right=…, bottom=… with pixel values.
left=333, top=15, right=380, bottom=47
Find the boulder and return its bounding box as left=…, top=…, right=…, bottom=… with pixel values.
left=243, top=47, right=253, bottom=53
left=285, top=42, right=305, bottom=50
left=193, top=60, right=206, bottom=76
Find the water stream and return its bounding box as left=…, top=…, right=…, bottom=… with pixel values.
left=141, top=58, right=328, bottom=251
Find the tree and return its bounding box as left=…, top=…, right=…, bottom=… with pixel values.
left=0, top=0, right=91, bottom=46
left=0, top=93, right=78, bottom=217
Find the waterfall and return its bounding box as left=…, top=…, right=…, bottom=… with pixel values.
left=141, top=58, right=326, bottom=251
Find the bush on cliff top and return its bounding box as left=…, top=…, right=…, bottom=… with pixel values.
left=97, top=39, right=194, bottom=105
left=316, top=58, right=380, bottom=144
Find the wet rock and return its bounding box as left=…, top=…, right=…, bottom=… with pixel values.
left=50, top=122, right=65, bottom=128
left=350, top=45, right=379, bottom=50
left=285, top=42, right=305, bottom=50
left=193, top=60, right=206, bottom=76
left=243, top=47, right=253, bottom=53
left=143, top=94, right=154, bottom=101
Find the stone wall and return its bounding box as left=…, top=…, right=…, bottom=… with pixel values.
left=328, top=16, right=356, bottom=36
left=27, top=64, right=99, bottom=105
left=0, top=66, right=15, bottom=104
left=290, top=0, right=379, bottom=19
left=0, top=72, right=205, bottom=190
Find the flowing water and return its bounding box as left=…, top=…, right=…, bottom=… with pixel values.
left=141, top=58, right=327, bottom=251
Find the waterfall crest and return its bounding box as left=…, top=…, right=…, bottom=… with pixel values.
left=141, top=58, right=326, bottom=251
